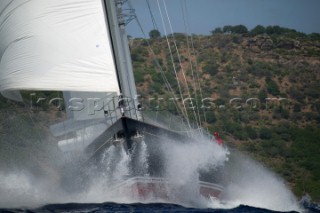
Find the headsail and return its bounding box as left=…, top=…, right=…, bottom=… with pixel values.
left=0, top=0, right=119, bottom=101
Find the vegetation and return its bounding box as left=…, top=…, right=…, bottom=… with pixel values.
left=149, top=29, right=161, bottom=39
left=129, top=26, right=320, bottom=201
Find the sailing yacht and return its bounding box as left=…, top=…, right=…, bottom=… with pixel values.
left=0, top=0, right=226, bottom=201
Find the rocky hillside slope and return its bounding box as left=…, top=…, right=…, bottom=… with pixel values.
left=130, top=29, right=320, bottom=201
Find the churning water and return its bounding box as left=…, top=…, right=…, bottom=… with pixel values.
left=0, top=136, right=303, bottom=212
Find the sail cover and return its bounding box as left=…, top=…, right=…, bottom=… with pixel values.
left=0, top=0, right=119, bottom=99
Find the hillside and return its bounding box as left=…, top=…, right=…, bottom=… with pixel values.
left=130, top=28, right=320, bottom=201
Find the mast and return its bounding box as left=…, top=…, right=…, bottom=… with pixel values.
left=102, top=0, right=141, bottom=120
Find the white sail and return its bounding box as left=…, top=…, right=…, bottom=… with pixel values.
left=0, top=0, right=119, bottom=100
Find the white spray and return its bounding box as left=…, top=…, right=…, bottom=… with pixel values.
left=208, top=151, right=302, bottom=212
left=156, top=136, right=228, bottom=205
left=0, top=138, right=302, bottom=212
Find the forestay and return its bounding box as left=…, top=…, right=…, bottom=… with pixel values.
left=0, top=0, right=119, bottom=101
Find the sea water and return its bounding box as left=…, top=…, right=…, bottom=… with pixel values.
left=0, top=203, right=302, bottom=213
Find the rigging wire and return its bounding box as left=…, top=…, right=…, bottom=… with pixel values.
left=189, top=32, right=209, bottom=130
left=160, top=0, right=203, bottom=131
left=127, top=0, right=184, bottom=120
left=180, top=0, right=202, bottom=127
left=145, top=0, right=158, bottom=30
left=180, top=0, right=209, bottom=130
left=128, top=0, right=207, bottom=133
left=156, top=0, right=193, bottom=132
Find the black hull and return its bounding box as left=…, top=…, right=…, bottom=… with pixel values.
left=85, top=117, right=194, bottom=158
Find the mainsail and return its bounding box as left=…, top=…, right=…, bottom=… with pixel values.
left=0, top=0, right=119, bottom=101
left=0, top=0, right=126, bottom=151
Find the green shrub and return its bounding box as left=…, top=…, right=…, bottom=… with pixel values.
left=246, top=126, right=258, bottom=139
left=134, top=69, right=145, bottom=84
left=266, top=77, right=280, bottom=96
left=205, top=111, right=217, bottom=124
left=202, top=62, right=218, bottom=76
left=260, top=127, right=272, bottom=139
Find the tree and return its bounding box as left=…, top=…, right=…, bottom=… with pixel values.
left=309, top=33, right=320, bottom=41
left=231, top=25, right=248, bottom=34
left=211, top=27, right=222, bottom=35
left=149, top=29, right=161, bottom=39
left=250, top=25, right=266, bottom=36
left=223, top=25, right=233, bottom=34
left=265, top=25, right=282, bottom=35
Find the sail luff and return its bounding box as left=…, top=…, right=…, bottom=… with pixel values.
left=0, top=0, right=120, bottom=98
